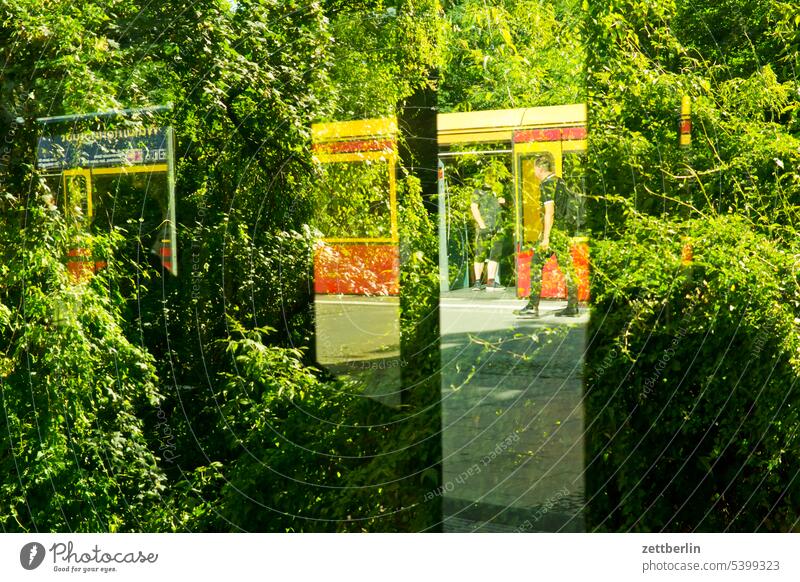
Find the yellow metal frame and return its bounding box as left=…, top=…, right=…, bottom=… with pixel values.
left=61, top=164, right=170, bottom=221
left=436, top=104, right=587, bottom=248
left=62, top=168, right=93, bottom=219
left=513, top=141, right=564, bottom=245
left=561, top=139, right=587, bottom=153
left=312, top=117, right=397, bottom=143
left=513, top=140, right=565, bottom=160
left=438, top=104, right=586, bottom=146
left=91, top=163, right=168, bottom=175
left=312, top=119, right=399, bottom=244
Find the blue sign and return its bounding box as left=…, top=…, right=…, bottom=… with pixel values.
left=36, top=127, right=168, bottom=170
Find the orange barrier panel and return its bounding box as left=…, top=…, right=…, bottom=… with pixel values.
left=516, top=242, right=589, bottom=302
left=66, top=247, right=107, bottom=284
left=314, top=243, right=400, bottom=296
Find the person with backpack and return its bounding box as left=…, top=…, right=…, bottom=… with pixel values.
left=514, top=154, right=582, bottom=317
left=470, top=181, right=507, bottom=291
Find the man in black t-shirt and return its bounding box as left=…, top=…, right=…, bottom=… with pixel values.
left=471, top=184, right=506, bottom=290
left=514, top=155, right=580, bottom=317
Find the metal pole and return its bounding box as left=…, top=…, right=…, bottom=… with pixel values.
left=438, top=159, right=449, bottom=292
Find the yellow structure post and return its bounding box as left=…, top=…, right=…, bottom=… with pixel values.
left=679, top=95, right=692, bottom=148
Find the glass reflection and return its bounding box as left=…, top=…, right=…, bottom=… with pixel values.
left=438, top=106, right=588, bottom=532
left=311, top=118, right=402, bottom=405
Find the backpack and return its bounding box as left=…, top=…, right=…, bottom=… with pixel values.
left=552, top=176, right=586, bottom=235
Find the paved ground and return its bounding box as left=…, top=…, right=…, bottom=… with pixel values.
left=314, top=294, right=403, bottom=405
left=313, top=289, right=588, bottom=531
left=440, top=288, right=587, bottom=532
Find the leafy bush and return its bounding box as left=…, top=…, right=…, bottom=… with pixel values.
left=0, top=208, right=168, bottom=532
left=586, top=211, right=800, bottom=531
left=585, top=0, right=800, bottom=531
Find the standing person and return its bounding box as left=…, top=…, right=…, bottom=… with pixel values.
left=470, top=182, right=506, bottom=290
left=514, top=155, right=581, bottom=317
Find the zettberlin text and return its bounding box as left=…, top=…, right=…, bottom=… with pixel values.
left=642, top=543, right=700, bottom=554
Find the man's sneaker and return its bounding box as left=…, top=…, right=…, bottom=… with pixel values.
left=471, top=281, right=485, bottom=291
left=555, top=304, right=579, bottom=317
left=486, top=281, right=504, bottom=292
left=513, top=303, right=540, bottom=317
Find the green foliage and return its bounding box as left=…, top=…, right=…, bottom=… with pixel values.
left=587, top=0, right=800, bottom=231
left=587, top=212, right=800, bottom=531
left=0, top=205, right=167, bottom=532
left=586, top=0, right=800, bottom=531
left=154, top=318, right=438, bottom=532
left=326, top=1, right=443, bottom=118
left=440, top=0, right=584, bottom=111
left=0, top=0, right=447, bottom=533
left=315, top=161, right=396, bottom=239
left=672, top=0, right=785, bottom=78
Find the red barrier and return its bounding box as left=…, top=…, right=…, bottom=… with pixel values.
left=314, top=243, right=400, bottom=296
left=66, top=247, right=108, bottom=284
left=516, top=242, right=590, bottom=301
